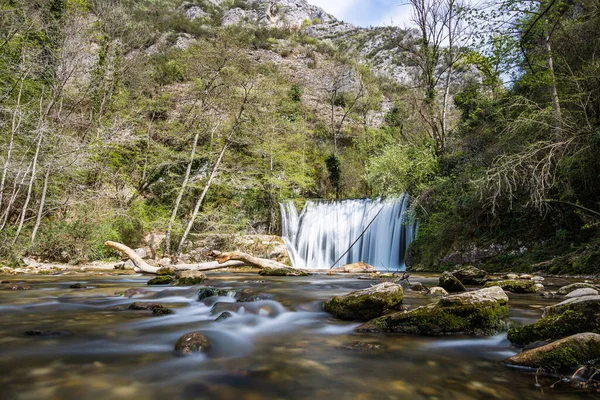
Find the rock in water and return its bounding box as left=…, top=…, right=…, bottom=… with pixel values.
left=557, top=282, right=600, bottom=296
left=451, top=266, right=487, bottom=285
left=483, top=279, right=538, bottom=294
left=438, top=271, right=466, bottom=292
left=324, top=282, right=404, bottom=321
left=504, top=333, right=600, bottom=372
left=259, top=267, right=308, bottom=276
left=174, top=270, right=206, bottom=286
left=410, top=282, right=427, bottom=292
left=565, top=288, right=599, bottom=298
left=507, top=295, right=600, bottom=346
left=175, top=332, right=211, bottom=355
left=198, top=288, right=232, bottom=301
left=428, top=286, right=448, bottom=297
left=147, top=276, right=173, bottom=285
left=355, top=286, right=509, bottom=335
left=330, top=262, right=378, bottom=274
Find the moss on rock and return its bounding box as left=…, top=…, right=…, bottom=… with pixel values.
left=557, top=282, right=600, bottom=296
left=197, top=288, right=232, bottom=301
left=147, top=276, right=173, bottom=285
left=483, top=279, right=538, bottom=293
left=356, top=286, right=509, bottom=335
left=451, top=266, right=487, bottom=285
left=504, top=333, right=600, bottom=372
left=258, top=267, right=308, bottom=276
left=324, top=282, right=404, bottom=321
left=438, top=271, right=466, bottom=292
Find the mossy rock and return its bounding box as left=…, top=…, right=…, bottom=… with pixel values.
left=153, top=307, right=174, bottom=316
left=174, top=271, right=207, bottom=286
left=451, top=266, right=487, bottom=285
left=174, top=332, right=210, bottom=355
left=438, top=271, right=466, bottom=292
left=483, top=279, right=538, bottom=294
left=504, top=333, right=600, bottom=372
left=197, top=288, right=232, bottom=301
left=356, top=286, right=509, bottom=336
left=236, top=288, right=274, bottom=302
left=557, top=282, right=600, bottom=296
left=324, top=282, right=404, bottom=321
left=156, top=267, right=177, bottom=275
left=147, top=276, right=173, bottom=285
left=507, top=296, right=600, bottom=346
left=259, top=267, right=308, bottom=276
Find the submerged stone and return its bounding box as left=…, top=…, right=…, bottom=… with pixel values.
left=128, top=302, right=165, bottom=311
left=215, top=311, right=233, bottom=322
left=258, top=267, right=308, bottom=276
left=152, top=307, right=174, bottom=316
left=147, top=276, right=173, bottom=285
left=69, top=283, right=88, bottom=289
left=483, top=279, right=538, bottom=294
left=451, top=266, right=487, bottom=285
left=504, top=333, right=600, bottom=372
left=175, top=332, right=210, bottom=355
left=507, top=296, right=600, bottom=346
left=438, top=271, right=466, bottom=292
left=197, top=287, right=232, bottom=301
left=356, top=286, right=509, bottom=336
left=237, top=288, right=273, bottom=302
left=324, top=282, right=404, bottom=321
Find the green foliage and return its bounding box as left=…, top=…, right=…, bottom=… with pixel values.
left=325, top=153, right=342, bottom=197
left=290, top=84, right=303, bottom=102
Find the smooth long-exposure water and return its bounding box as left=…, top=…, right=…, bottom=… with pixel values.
left=0, top=272, right=595, bottom=399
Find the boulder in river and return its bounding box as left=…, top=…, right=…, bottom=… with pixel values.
left=156, top=266, right=177, bottom=276
left=329, top=262, right=377, bottom=274
left=147, top=276, right=173, bottom=285
left=507, top=295, right=600, bottom=346
left=428, top=286, right=448, bottom=297
left=259, top=267, right=308, bottom=276
left=483, top=279, right=538, bottom=294
left=504, top=332, right=600, bottom=372
left=174, top=270, right=206, bottom=286
left=565, top=288, right=599, bottom=298
left=410, top=282, right=427, bottom=292
left=197, top=287, right=232, bottom=301
left=175, top=332, right=211, bottom=355
left=355, top=286, right=509, bottom=336
left=438, top=271, right=466, bottom=292
left=557, top=282, right=600, bottom=296
left=215, top=311, right=233, bottom=322
left=324, top=282, right=404, bottom=321
left=451, top=266, right=487, bottom=285
left=236, top=288, right=274, bottom=302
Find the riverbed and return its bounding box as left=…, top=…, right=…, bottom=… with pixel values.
left=0, top=272, right=595, bottom=399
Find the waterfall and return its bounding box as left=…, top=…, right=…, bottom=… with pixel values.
left=280, top=196, right=416, bottom=271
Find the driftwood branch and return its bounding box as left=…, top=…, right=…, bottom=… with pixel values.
left=104, top=241, right=296, bottom=274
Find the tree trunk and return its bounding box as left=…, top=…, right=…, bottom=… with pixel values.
left=544, top=24, right=562, bottom=134
left=31, top=158, right=53, bottom=243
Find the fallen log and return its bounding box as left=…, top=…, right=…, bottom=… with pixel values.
left=104, top=241, right=295, bottom=274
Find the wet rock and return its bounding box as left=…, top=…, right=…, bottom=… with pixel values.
left=483, top=279, right=538, bottom=294
left=105, top=305, right=127, bottom=311
left=451, top=266, right=487, bottom=285
left=356, top=286, right=509, bottom=336
left=438, top=271, right=466, bottom=292
left=341, top=341, right=386, bottom=352
left=237, top=288, right=273, bottom=302
left=535, top=283, right=545, bottom=291
left=197, top=287, right=232, bottom=301
left=69, top=283, right=88, bottom=289
left=174, top=332, right=210, bottom=355
left=258, top=267, right=308, bottom=276
left=152, top=307, right=174, bottom=316
left=507, top=296, right=600, bottom=346
left=147, top=276, right=173, bottom=285
left=505, top=273, right=520, bottom=280
left=519, top=274, right=534, bottom=280
left=215, top=311, right=233, bottom=322
left=155, top=267, right=177, bottom=276
left=532, top=276, right=545, bottom=283
left=557, top=282, right=600, bottom=296
left=410, top=282, right=427, bottom=292
left=128, top=302, right=165, bottom=311
left=174, top=270, right=206, bottom=286
left=117, top=288, right=154, bottom=298
left=504, top=333, right=600, bottom=372
left=6, top=284, right=30, bottom=290
left=565, top=288, right=598, bottom=298
left=324, top=282, right=404, bottom=321
left=0, top=280, right=10, bottom=284
left=330, top=262, right=377, bottom=274
left=428, top=286, right=448, bottom=297
left=24, top=329, right=72, bottom=337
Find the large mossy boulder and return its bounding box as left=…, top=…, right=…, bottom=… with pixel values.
left=504, top=333, right=600, bottom=372
left=324, top=282, right=404, bottom=321
left=438, top=271, right=466, bottom=292
left=259, top=267, right=308, bottom=276
left=451, top=266, right=487, bottom=285
left=483, top=279, right=538, bottom=294
left=147, top=276, right=173, bottom=285
left=356, top=286, right=509, bottom=335
left=507, top=296, right=600, bottom=346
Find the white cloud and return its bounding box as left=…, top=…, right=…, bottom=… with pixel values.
left=305, top=0, right=361, bottom=20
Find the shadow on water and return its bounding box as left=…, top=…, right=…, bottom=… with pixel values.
left=0, top=273, right=595, bottom=399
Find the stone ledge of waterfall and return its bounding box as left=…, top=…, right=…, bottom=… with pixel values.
left=355, top=286, right=509, bottom=336
left=324, top=282, right=404, bottom=321
left=328, top=262, right=378, bottom=274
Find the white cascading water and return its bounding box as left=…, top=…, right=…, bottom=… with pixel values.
left=280, top=196, right=416, bottom=270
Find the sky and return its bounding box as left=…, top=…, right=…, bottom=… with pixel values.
left=306, top=0, right=414, bottom=28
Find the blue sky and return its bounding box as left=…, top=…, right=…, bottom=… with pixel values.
left=306, top=0, right=413, bottom=27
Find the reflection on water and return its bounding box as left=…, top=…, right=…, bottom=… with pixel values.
left=0, top=273, right=594, bottom=399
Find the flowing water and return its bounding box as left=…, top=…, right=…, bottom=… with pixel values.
left=0, top=272, right=595, bottom=400
left=280, top=197, right=417, bottom=270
